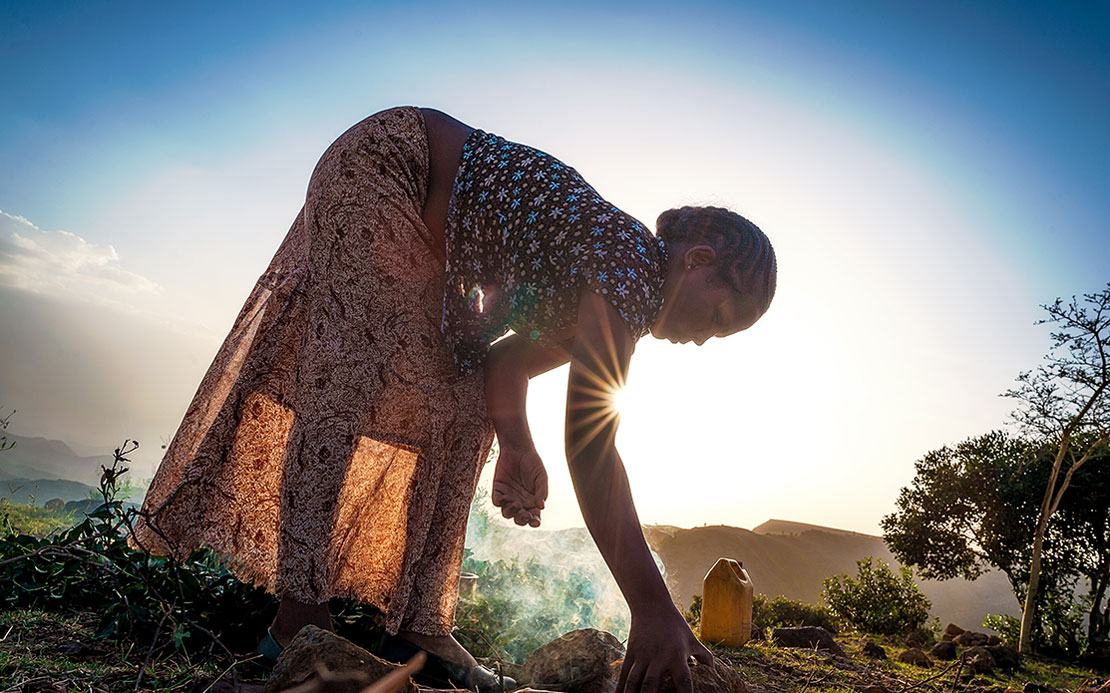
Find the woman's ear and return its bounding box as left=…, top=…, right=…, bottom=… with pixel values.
left=683, top=244, right=718, bottom=271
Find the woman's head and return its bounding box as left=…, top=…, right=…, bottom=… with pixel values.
left=650, top=206, right=777, bottom=344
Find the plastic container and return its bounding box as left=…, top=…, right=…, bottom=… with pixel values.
left=699, top=557, right=754, bottom=648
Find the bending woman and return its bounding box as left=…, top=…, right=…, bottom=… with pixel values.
left=129, top=106, right=776, bottom=693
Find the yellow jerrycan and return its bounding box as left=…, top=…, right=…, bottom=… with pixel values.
left=699, top=557, right=754, bottom=648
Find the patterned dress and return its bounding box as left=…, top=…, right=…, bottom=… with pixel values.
left=442, top=129, right=669, bottom=373
left=128, top=107, right=669, bottom=638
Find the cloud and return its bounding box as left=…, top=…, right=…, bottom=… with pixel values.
left=0, top=210, right=161, bottom=302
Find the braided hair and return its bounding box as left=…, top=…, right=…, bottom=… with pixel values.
left=656, top=206, right=777, bottom=314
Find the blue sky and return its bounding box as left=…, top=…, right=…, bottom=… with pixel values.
left=1, top=1, right=1106, bottom=532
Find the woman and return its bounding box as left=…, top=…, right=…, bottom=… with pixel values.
left=129, top=106, right=776, bottom=693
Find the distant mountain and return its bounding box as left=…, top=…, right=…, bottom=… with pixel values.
left=0, top=432, right=115, bottom=485
left=0, top=478, right=97, bottom=505
left=642, top=522, right=1019, bottom=632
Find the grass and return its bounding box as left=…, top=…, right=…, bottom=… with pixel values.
left=0, top=500, right=80, bottom=539
left=0, top=608, right=230, bottom=692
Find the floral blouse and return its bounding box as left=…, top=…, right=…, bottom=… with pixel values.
left=442, top=129, right=669, bottom=375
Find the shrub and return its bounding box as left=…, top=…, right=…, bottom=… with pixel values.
left=754, top=594, right=839, bottom=634
left=821, top=556, right=931, bottom=635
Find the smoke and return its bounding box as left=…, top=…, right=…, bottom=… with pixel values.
left=463, top=485, right=668, bottom=645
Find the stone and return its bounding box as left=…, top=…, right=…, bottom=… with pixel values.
left=609, top=656, right=747, bottom=693
left=521, top=628, right=625, bottom=693
left=771, top=627, right=846, bottom=657
left=263, top=625, right=417, bottom=693
left=944, top=623, right=966, bottom=639
left=954, top=631, right=991, bottom=647
left=897, top=648, right=932, bottom=667
left=861, top=641, right=887, bottom=659
left=1080, top=648, right=1110, bottom=672
left=987, top=635, right=1002, bottom=647
left=961, top=646, right=995, bottom=675
left=930, top=640, right=958, bottom=660
left=905, top=629, right=931, bottom=649
left=44, top=498, right=65, bottom=512
left=984, top=645, right=1021, bottom=672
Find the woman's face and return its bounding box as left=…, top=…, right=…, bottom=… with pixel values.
left=650, top=245, right=765, bottom=345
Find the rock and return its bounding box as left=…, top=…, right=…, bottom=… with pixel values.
left=522, top=628, right=625, bottom=693
left=771, top=627, right=846, bottom=657
left=944, top=623, right=966, bottom=640
left=44, top=498, right=65, bottom=512
left=930, top=640, right=958, bottom=660
left=961, top=646, right=996, bottom=675
left=609, top=656, right=746, bottom=693
left=954, top=631, right=991, bottom=647
left=861, top=641, right=887, bottom=659
left=984, top=645, right=1021, bottom=672
left=263, top=625, right=417, bottom=693
left=987, top=635, right=1002, bottom=647
left=1080, top=648, right=1110, bottom=672
left=897, top=648, right=932, bottom=667
left=905, top=629, right=932, bottom=648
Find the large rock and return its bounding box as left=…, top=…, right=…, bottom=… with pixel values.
left=954, top=630, right=990, bottom=647
left=960, top=646, right=995, bottom=675
left=905, top=630, right=931, bottom=649
left=942, top=623, right=965, bottom=642
left=897, top=648, right=932, bottom=667
left=608, top=657, right=746, bottom=693
left=264, top=625, right=417, bottom=693
left=521, top=629, right=625, bottom=693
left=984, top=645, right=1021, bottom=672
left=862, top=641, right=887, bottom=659
left=930, top=640, right=957, bottom=661
left=771, top=627, right=846, bottom=657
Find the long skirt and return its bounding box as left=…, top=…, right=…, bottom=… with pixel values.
left=128, top=106, right=495, bottom=637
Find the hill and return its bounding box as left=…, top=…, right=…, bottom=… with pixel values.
left=1, top=477, right=96, bottom=505
left=0, top=432, right=116, bottom=485
left=642, top=522, right=1019, bottom=631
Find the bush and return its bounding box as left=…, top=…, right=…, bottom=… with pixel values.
left=754, top=594, right=839, bottom=634
left=821, top=556, right=931, bottom=635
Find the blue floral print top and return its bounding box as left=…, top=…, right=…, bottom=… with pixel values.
left=442, top=129, right=669, bottom=375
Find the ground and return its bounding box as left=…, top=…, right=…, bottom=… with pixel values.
left=2, top=609, right=1105, bottom=692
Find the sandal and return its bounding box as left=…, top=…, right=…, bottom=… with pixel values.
left=373, top=632, right=517, bottom=692
left=253, top=628, right=284, bottom=667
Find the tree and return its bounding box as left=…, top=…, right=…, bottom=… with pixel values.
left=1005, top=284, right=1110, bottom=653
left=882, top=432, right=1109, bottom=656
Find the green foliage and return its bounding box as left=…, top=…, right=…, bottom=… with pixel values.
left=0, top=440, right=383, bottom=666
left=754, top=594, right=839, bottom=634
left=684, top=593, right=702, bottom=627
left=984, top=612, right=1020, bottom=647
left=821, top=556, right=931, bottom=635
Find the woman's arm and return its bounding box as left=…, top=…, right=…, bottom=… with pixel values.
left=484, top=332, right=573, bottom=525
left=566, top=288, right=713, bottom=693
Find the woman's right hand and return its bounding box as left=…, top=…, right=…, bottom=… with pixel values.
left=618, top=606, right=715, bottom=693
left=491, top=444, right=548, bottom=527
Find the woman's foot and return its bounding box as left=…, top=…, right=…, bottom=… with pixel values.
left=269, top=596, right=334, bottom=647
left=395, top=629, right=477, bottom=668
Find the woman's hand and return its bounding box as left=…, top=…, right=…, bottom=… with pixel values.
left=617, top=607, right=715, bottom=693
left=491, top=444, right=548, bottom=527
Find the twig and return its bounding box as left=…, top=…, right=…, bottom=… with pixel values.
left=947, top=658, right=963, bottom=692
left=135, top=599, right=177, bottom=691
left=0, top=625, right=11, bottom=641
left=898, top=660, right=960, bottom=692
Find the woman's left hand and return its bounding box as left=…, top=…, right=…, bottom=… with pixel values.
left=491, top=444, right=548, bottom=527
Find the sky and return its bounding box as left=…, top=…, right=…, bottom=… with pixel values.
left=1, top=0, right=1107, bottom=535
